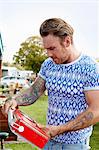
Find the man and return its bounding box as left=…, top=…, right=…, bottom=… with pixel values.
left=2, top=18, right=99, bottom=150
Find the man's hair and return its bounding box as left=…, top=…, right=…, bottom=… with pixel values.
left=39, top=18, right=74, bottom=40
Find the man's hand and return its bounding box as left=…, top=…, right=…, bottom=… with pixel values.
left=2, top=99, right=18, bottom=117
left=47, top=125, right=61, bottom=138
left=38, top=124, right=61, bottom=139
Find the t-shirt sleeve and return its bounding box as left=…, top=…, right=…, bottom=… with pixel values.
left=38, top=59, right=48, bottom=81
left=84, top=63, right=99, bottom=91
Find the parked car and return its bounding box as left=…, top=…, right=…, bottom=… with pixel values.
left=0, top=76, right=30, bottom=88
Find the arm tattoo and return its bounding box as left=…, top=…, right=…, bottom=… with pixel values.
left=14, top=76, right=46, bottom=106
left=71, top=112, right=94, bottom=131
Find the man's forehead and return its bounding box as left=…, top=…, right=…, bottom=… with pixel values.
left=43, top=39, right=58, bottom=49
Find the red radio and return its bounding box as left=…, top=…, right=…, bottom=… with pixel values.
left=8, top=109, right=49, bottom=149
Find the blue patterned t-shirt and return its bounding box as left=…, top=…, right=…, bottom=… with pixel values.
left=38, top=54, right=99, bottom=144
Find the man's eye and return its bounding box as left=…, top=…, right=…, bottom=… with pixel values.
left=50, top=48, right=54, bottom=50
left=49, top=47, right=56, bottom=51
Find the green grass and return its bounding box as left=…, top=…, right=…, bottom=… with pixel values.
left=5, top=143, right=37, bottom=150
left=20, top=94, right=48, bottom=125
left=90, top=123, right=99, bottom=150
left=5, top=95, right=99, bottom=150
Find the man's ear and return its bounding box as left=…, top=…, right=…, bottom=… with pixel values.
left=64, top=36, right=72, bottom=48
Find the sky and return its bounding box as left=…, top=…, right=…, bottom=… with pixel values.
left=0, top=0, right=99, bottom=62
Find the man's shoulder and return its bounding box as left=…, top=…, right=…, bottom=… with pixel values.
left=80, top=54, right=99, bottom=73
left=81, top=54, right=97, bottom=65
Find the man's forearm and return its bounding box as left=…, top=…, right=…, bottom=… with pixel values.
left=59, top=108, right=99, bottom=134
left=15, top=77, right=45, bottom=106
left=6, top=76, right=46, bottom=106
left=5, top=88, right=37, bottom=106
left=14, top=86, right=38, bottom=106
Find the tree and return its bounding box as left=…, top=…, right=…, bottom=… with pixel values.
left=13, top=36, right=47, bottom=74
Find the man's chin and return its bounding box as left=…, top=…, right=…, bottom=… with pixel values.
left=54, top=61, right=59, bottom=64
left=53, top=59, right=59, bottom=64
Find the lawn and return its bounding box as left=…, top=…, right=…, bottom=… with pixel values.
left=90, top=123, right=99, bottom=150
left=5, top=95, right=99, bottom=150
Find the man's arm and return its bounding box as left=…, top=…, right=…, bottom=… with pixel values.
left=66, top=90, right=99, bottom=131
left=2, top=76, right=46, bottom=114
left=46, top=90, right=99, bottom=138
left=14, top=76, right=46, bottom=106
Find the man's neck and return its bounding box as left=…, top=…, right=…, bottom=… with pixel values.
left=63, top=48, right=81, bottom=64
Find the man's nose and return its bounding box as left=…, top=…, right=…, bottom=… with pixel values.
left=47, top=50, right=53, bottom=57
